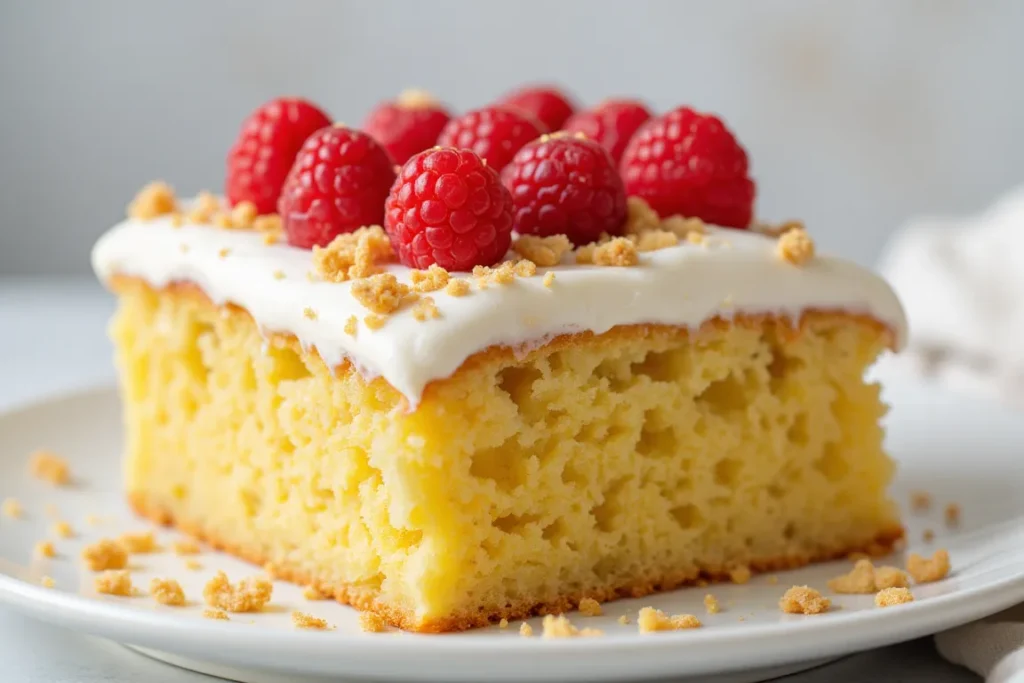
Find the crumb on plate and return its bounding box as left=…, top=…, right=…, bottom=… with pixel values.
left=779, top=586, right=830, bottom=615
left=202, top=570, right=272, bottom=612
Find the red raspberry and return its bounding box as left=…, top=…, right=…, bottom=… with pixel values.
left=499, top=85, right=576, bottom=132
left=385, top=147, right=513, bottom=271
left=278, top=125, right=396, bottom=249
left=620, top=106, right=755, bottom=229
left=436, top=106, right=544, bottom=171
left=563, top=99, right=652, bottom=164
left=362, top=90, right=451, bottom=165
left=502, top=135, right=627, bottom=244
left=226, top=97, right=332, bottom=214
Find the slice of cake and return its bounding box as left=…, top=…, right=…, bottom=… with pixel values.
left=92, top=93, right=907, bottom=632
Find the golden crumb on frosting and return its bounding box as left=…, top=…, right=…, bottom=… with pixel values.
left=663, top=215, right=709, bottom=240
left=359, top=611, right=389, bottom=632
left=412, top=296, right=440, bottom=321
left=779, top=586, right=830, bottom=615
left=187, top=192, right=220, bottom=224
left=229, top=201, right=258, bottom=229
left=542, top=271, right=556, bottom=287
left=128, top=182, right=177, bottom=220
left=704, top=593, right=720, bottom=614
left=94, top=570, right=133, bottom=596
left=944, top=503, right=961, bottom=527
left=262, top=231, right=280, bottom=245
left=303, top=307, right=318, bottom=321
left=292, top=611, right=331, bottom=630
left=303, top=585, right=327, bottom=600
left=875, top=587, right=914, bottom=608
left=203, top=608, right=229, bottom=621
left=445, top=278, right=471, bottom=296
left=541, top=614, right=602, bottom=638
left=41, top=576, right=55, bottom=588
left=312, top=226, right=394, bottom=282
left=622, top=196, right=662, bottom=234
left=410, top=264, right=450, bottom=292
left=519, top=622, right=534, bottom=637
left=513, top=259, right=538, bottom=277
left=170, top=213, right=185, bottom=227
left=777, top=227, right=815, bottom=265
left=253, top=213, right=283, bottom=234
left=578, top=597, right=602, bottom=616
left=212, top=212, right=234, bottom=229
left=272, top=269, right=286, bottom=280
left=35, top=541, right=56, bottom=558
left=512, top=234, right=573, bottom=267
left=52, top=521, right=74, bottom=539
left=827, top=559, right=877, bottom=594
left=27, top=450, right=70, bottom=485
left=202, top=571, right=273, bottom=612
left=634, top=229, right=680, bottom=252
left=364, top=314, right=387, bottom=330
left=728, top=565, right=752, bottom=585
left=753, top=219, right=804, bottom=238
left=150, top=578, right=186, bottom=606
left=498, top=617, right=509, bottom=628
left=906, top=549, right=950, bottom=583
left=910, top=490, right=932, bottom=512
left=81, top=539, right=128, bottom=571
left=578, top=237, right=639, bottom=267
left=119, top=530, right=159, bottom=553
left=636, top=607, right=702, bottom=633
left=2, top=497, right=23, bottom=519
left=344, top=315, right=358, bottom=336
left=351, top=273, right=410, bottom=314
left=172, top=538, right=201, bottom=555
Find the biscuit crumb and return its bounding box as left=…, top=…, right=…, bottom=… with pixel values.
left=542, top=271, right=556, bottom=287
left=2, top=497, right=23, bottom=519
left=303, top=307, right=318, bottom=321
left=118, top=531, right=159, bottom=554
left=95, top=570, right=133, bottom=596
left=728, top=565, right=752, bottom=585
left=622, top=196, right=662, bottom=234
left=704, top=593, right=720, bottom=614
left=541, top=614, right=603, bottom=638
left=35, top=541, right=56, bottom=558
left=498, top=617, right=509, bottom=628
left=303, top=585, right=327, bottom=600
left=512, top=234, right=573, bottom=267
left=203, top=608, right=229, bottom=621
left=779, top=586, right=830, bottom=615
left=292, top=611, right=331, bottom=630
left=272, top=269, right=286, bottom=280
left=128, top=181, right=177, bottom=220
left=513, top=259, right=537, bottom=277
left=410, top=264, right=450, bottom=293
left=445, top=278, right=471, bottom=297
left=359, top=611, right=389, bottom=633
left=253, top=213, right=283, bottom=234
left=579, top=597, right=602, bottom=617
left=171, top=539, right=201, bottom=555
left=906, top=549, right=950, bottom=583
left=230, top=201, right=258, bottom=229
left=212, top=212, right=234, bottom=229
left=633, top=229, right=680, bottom=252
left=910, top=490, right=932, bottom=512
left=875, top=587, right=914, bottom=608
left=923, top=528, right=935, bottom=542
left=187, top=192, right=220, bottom=224
left=351, top=273, right=410, bottom=314
left=412, top=296, right=440, bottom=321
left=519, top=622, right=534, bottom=637
left=312, top=226, right=394, bottom=282
left=827, top=559, right=877, bottom=594
left=27, top=450, right=70, bottom=485
left=777, top=227, right=815, bottom=265
left=944, top=503, right=961, bottom=527
left=81, top=539, right=128, bottom=571
left=752, top=219, right=803, bottom=238
left=218, top=247, right=231, bottom=259
left=584, top=237, right=639, bottom=267
left=344, top=315, right=358, bottom=337
left=202, top=571, right=273, bottom=612
left=617, top=615, right=630, bottom=625
left=874, top=566, right=910, bottom=589
left=150, top=578, right=186, bottom=606
left=41, top=576, right=55, bottom=588
left=364, top=314, right=387, bottom=330
left=262, top=231, right=280, bottom=245
left=184, top=559, right=202, bottom=571
left=52, top=521, right=74, bottom=539
left=637, top=607, right=702, bottom=633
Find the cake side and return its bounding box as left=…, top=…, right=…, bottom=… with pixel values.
left=112, top=276, right=902, bottom=632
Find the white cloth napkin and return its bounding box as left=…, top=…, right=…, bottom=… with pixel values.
left=880, top=188, right=1024, bottom=681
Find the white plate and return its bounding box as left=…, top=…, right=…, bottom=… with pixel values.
left=1, top=365, right=1023, bottom=683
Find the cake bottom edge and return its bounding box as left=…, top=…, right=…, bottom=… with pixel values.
left=129, top=492, right=905, bottom=633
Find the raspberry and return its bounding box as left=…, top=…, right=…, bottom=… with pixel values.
left=502, top=134, right=626, bottom=244
left=278, top=125, right=396, bottom=249
left=563, top=99, right=652, bottom=164
left=436, top=106, right=543, bottom=171
left=620, top=106, right=755, bottom=229
left=499, top=85, right=576, bottom=132
left=226, top=97, right=332, bottom=214
left=362, top=90, right=451, bottom=165
left=385, top=147, right=513, bottom=271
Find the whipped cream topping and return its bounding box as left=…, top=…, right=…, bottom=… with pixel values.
left=92, top=216, right=907, bottom=407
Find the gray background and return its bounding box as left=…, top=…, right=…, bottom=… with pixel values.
left=1, top=0, right=1022, bottom=275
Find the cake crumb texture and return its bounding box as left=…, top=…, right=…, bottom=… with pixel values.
left=512, top=234, right=573, bottom=267
left=81, top=539, right=128, bottom=571
left=906, top=549, right=950, bottom=583
left=779, top=586, right=830, bottom=614
left=704, top=593, right=720, bottom=614
left=128, top=182, right=176, bottom=220
left=359, top=612, right=389, bottom=633
left=777, top=228, right=815, bottom=265
left=875, top=587, right=914, bottom=607
left=151, top=578, right=186, bottom=606
left=637, top=607, right=702, bottom=632
left=203, top=571, right=272, bottom=612
left=542, top=614, right=602, bottom=638
left=203, top=608, right=229, bottom=621
left=519, top=622, right=533, bottom=637
left=109, top=277, right=900, bottom=632
left=578, top=597, right=602, bottom=616
left=292, top=611, right=331, bottom=629
left=28, top=450, right=70, bottom=485
left=172, top=538, right=201, bottom=555
left=119, top=530, right=159, bottom=553
left=95, top=570, right=133, bottom=596
left=312, top=226, right=393, bottom=283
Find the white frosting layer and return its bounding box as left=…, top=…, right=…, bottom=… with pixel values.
left=92, top=216, right=907, bottom=407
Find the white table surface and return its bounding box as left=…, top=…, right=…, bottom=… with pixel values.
left=0, top=276, right=978, bottom=682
